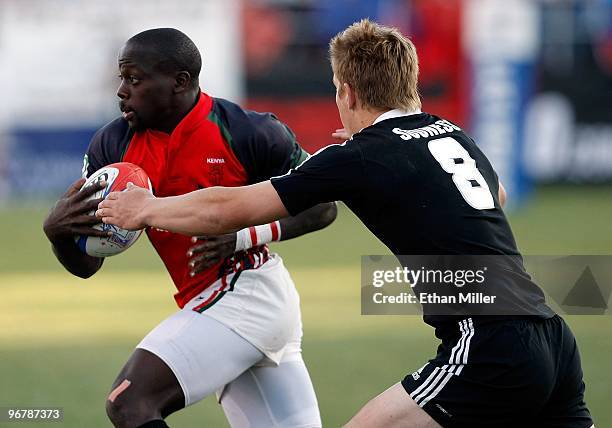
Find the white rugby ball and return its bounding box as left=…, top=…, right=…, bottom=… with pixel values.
left=75, top=162, right=152, bottom=257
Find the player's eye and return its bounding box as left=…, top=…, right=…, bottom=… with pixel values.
left=118, top=75, right=141, bottom=85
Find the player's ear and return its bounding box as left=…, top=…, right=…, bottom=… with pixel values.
left=344, top=83, right=357, bottom=110
left=498, top=182, right=507, bottom=208
left=174, top=71, right=191, bottom=93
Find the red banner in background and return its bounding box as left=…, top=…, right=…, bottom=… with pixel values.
left=246, top=97, right=341, bottom=153
left=244, top=0, right=466, bottom=153
left=409, top=0, right=467, bottom=128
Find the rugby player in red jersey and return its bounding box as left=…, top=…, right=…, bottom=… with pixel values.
left=43, top=28, right=334, bottom=428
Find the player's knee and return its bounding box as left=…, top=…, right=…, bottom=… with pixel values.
left=105, top=397, right=133, bottom=428
left=105, top=395, right=157, bottom=428
left=105, top=397, right=125, bottom=427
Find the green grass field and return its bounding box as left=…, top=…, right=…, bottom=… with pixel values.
left=1, top=185, right=612, bottom=427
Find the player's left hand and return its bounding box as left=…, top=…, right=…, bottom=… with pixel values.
left=186, top=233, right=237, bottom=277
left=96, top=183, right=154, bottom=230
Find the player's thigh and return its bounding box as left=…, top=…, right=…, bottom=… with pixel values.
left=220, top=359, right=321, bottom=428
left=135, top=310, right=264, bottom=407
left=344, top=383, right=441, bottom=428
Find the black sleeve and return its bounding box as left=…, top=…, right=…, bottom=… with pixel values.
left=270, top=140, right=364, bottom=216
left=244, top=112, right=309, bottom=183
left=82, top=117, right=132, bottom=178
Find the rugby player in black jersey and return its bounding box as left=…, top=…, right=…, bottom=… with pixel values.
left=98, top=20, right=594, bottom=428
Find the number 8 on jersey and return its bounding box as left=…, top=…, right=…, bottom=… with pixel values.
left=428, top=137, right=495, bottom=210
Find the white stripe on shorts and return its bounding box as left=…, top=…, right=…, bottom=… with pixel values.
left=412, top=367, right=448, bottom=404
left=409, top=367, right=441, bottom=402
left=448, top=319, right=468, bottom=364
left=412, top=318, right=475, bottom=408
left=457, top=318, right=475, bottom=365
left=419, top=371, right=455, bottom=408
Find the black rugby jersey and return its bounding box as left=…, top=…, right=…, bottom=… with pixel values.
left=271, top=112, right=555, bottom=329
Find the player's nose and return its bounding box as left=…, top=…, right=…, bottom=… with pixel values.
left=117, top=81, right=129, bottom=100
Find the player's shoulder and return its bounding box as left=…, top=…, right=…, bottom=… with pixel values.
left=85, top=117, right=133, bottom=172
left=210, top=98, right=305, bottom=181
left=303, top=139, right=363, bottom=168
left=211, top=97, right=284, bottom=136
left=210, top=97, right=250, bottom=126
left=91, top=117, right=132, bottom=147
left=211, top=97, right=299, bottom=158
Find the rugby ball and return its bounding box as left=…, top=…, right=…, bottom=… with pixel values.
left=75, top=162, right=152, bottom=257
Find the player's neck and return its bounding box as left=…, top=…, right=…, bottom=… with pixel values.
left=354, top=107, right=388, bottom=133
left=154, top=91, right=200, bottom=135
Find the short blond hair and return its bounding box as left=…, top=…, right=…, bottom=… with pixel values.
left=329, top=19, right=421, bottom=112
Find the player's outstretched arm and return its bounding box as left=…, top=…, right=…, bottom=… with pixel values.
left=186, top=202, right=337, bottom=275
left=98, top=181, right=289, bottom=236
left=43, top=178, right=108, bottom=278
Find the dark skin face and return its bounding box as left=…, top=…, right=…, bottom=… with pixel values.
left=117, top=42, right=198, bottom=134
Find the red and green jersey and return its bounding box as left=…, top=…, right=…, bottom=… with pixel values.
left=83, top=92, right=307, bottom=307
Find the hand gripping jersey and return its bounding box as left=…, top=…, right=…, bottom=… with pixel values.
left=83, top=92, right=308, bottom=307
left=271, top=112, right=555, bottom=330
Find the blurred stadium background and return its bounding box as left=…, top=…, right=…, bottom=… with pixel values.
left=1, top=0, right=612, bottom=426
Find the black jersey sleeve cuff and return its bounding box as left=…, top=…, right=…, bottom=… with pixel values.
left=270, top=175, right=311, bottom=217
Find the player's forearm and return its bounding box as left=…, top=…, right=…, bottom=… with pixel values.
left=100, top=181, right=288, bottom=235
left=278, top=202, right=337, bottom=241
left=141, top=185, right=282, bottom=236
left=140, top=190, right=224, bottom=236
left=233, top=202, right=337, bottom=251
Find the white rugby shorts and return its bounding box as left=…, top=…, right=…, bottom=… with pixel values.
left=136, top=254, right=308, bottom=406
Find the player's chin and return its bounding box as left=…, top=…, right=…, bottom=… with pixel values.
left=126, top=116, right=144, bottom=132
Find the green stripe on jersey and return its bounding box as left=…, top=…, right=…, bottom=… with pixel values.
left=207, top=110, right=236, bottom=153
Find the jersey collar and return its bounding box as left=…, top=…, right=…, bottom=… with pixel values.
left=171, top=91, right=213, bottom=136
left=372, top=108, right=422, bottom=125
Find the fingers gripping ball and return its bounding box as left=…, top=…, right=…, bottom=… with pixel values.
left=75, top=162, right=152, bottom=257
